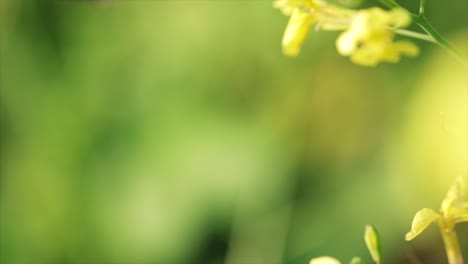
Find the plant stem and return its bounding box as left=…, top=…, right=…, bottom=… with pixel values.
left=410, top=14, right=467, bottom=66
left=438, top=221, right=464, bottom=264
left=379, top=0, right=467, bottom=66
left=419, top=0, right=426, bottom=16
left=393, top=28, right=436, bottom=43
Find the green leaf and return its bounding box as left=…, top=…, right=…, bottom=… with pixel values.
left=405, top=208, right=440, bottom=241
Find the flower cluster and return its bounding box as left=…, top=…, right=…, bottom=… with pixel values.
left=406, top=175, right=468, bottom=241
left=274, top=0, right=419, bottom=66
left=406, top=175, right=467, bottom=264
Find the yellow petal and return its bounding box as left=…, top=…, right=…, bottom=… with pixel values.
left=364, top=225, right=382, bottom=264
left=388, top=8, right=411, bottom=28
left=449, top=207, right=468, bottom=224
left=405, top=208, right=440, bottom=241
left=336, top=31, right=357, bottom=56
left=334, top=6, right=418, bottom=66
left=393, top=40, right=419, bottom=57
left=310, top=256, right=342, bottom=264
left=348, top=42, right=386, bottom=66
left=441, top=175, right=467, bottom=216
left=282, top=8, right=315, bottom=57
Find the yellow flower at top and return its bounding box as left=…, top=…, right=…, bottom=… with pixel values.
left=274, top=1, right=420, bottom=65
left=273, top=0, right=353, bottom=57
left=336, top=7, right=419, bottom=66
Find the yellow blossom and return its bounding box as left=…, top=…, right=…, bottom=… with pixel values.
left=406, top=175, right=468, bottom=241
left=406, top=176, right=467, bottom=264
left=309, top=256, right=342, bottom=264
left=274, top=0, right=353, bottom=57
left=336, top=7, right=419, bottom=66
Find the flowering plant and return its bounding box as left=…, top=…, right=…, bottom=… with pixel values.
left=308, top=176, right=467, bottom=264
left=273, top=2, right=468, bottom=264
left=406, top=176, right=467, bottom=264
left=274, top=0, right=466, bottom=66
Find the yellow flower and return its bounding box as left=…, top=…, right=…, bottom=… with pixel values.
left=309, top=256, right=342, bottom=264
left=274, top=0, right=353, bottom=57
left=406, top=175, right=468, bottom=241
left=336, top=7, right=419, bottom=66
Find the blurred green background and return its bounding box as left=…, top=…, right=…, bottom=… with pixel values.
left=0, top=0, right=467, bottom=263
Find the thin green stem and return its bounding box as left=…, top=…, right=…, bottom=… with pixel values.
left=419, top=0, right=426, bottom=16
left=393, top=28, right=436, bottom=43
left=438, top=220, right=464, bottom=264
left=378, top=0, right=467, bottom=66
left=411, top=14, right=467, bottom=66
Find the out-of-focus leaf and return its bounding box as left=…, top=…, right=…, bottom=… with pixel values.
left=364, top=225, right=382, bottom=264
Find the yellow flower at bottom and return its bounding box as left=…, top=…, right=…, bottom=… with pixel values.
left=336, top=7, right=419, bottom=66
left=406, top=175, right=468, bottom=241
left=309, top=256, right=341, bottom=264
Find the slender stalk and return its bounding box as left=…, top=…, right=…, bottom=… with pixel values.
left=438, top=220, right=464, bottom=264
left=393, top=28, right=436, bottom=43
left=379, top=0, right=467, bottom=66
left=419, top=0, right=426, bottom=16
left=410, top=14, right=467, bottom=66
